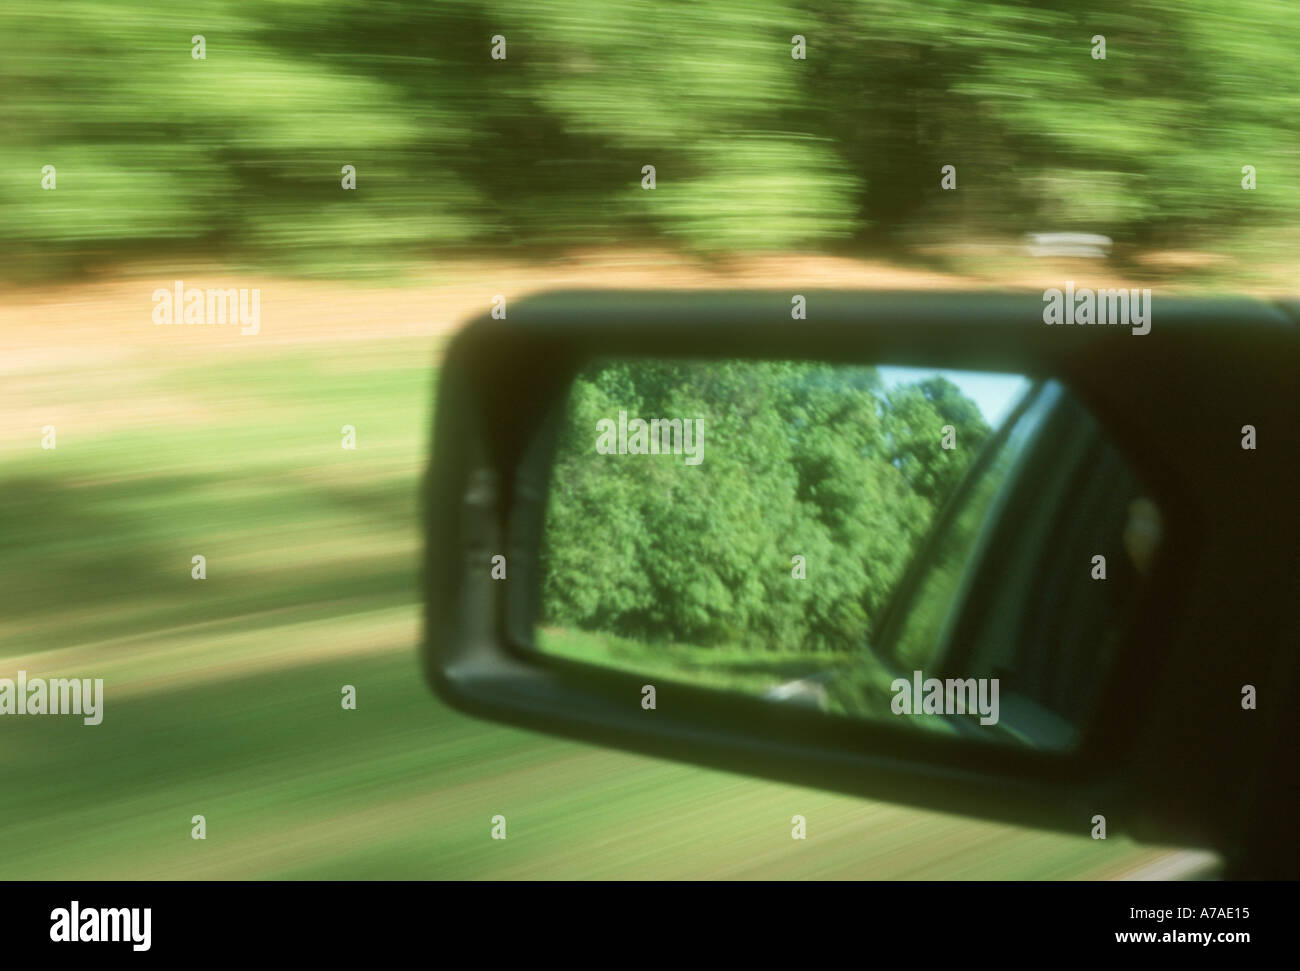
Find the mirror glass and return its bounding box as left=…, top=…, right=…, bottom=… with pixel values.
left=534, top=359, right=1159, bottom=751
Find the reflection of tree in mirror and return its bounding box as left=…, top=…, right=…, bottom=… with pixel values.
left=540, top=360, right=992, bottom=654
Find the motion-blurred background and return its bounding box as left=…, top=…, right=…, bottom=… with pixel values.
left=2, top=0, right=1288, bottom=877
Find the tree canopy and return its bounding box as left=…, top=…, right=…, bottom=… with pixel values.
left=4, top=1, right=1297, bottom=278
left=540, top=361, right=991, bottom=651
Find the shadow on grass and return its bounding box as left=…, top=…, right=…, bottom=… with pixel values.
left=0, top=473, right=420, bottom=651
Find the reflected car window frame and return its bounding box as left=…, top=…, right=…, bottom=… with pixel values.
left=869, top=378, right=1053, bottom=668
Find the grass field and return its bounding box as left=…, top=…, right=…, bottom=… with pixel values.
left=0, top=263, right=1218, bottom=879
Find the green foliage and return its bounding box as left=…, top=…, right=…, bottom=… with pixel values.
left=540, top=361, right=990, bottom=652
left=3, top=0, right=1298, bottom=277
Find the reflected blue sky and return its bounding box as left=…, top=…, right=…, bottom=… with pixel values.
left=878, top=367, right=1032, bottom=428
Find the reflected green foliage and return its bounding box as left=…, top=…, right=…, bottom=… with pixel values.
left=536, top=626, right=832, bottom=695
left=887, top=435, right=1016, bottom=672
left=540, top=361, right=990, bottom=652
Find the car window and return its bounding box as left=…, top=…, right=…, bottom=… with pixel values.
left=951, top=392, right=1149, bottom=744
left=869, top=380, right=1155, bottom=749
left=875, top=381, right=1057, bottom=673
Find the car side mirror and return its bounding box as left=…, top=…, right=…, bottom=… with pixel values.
left=422, top=289, right=1294, bottom=853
